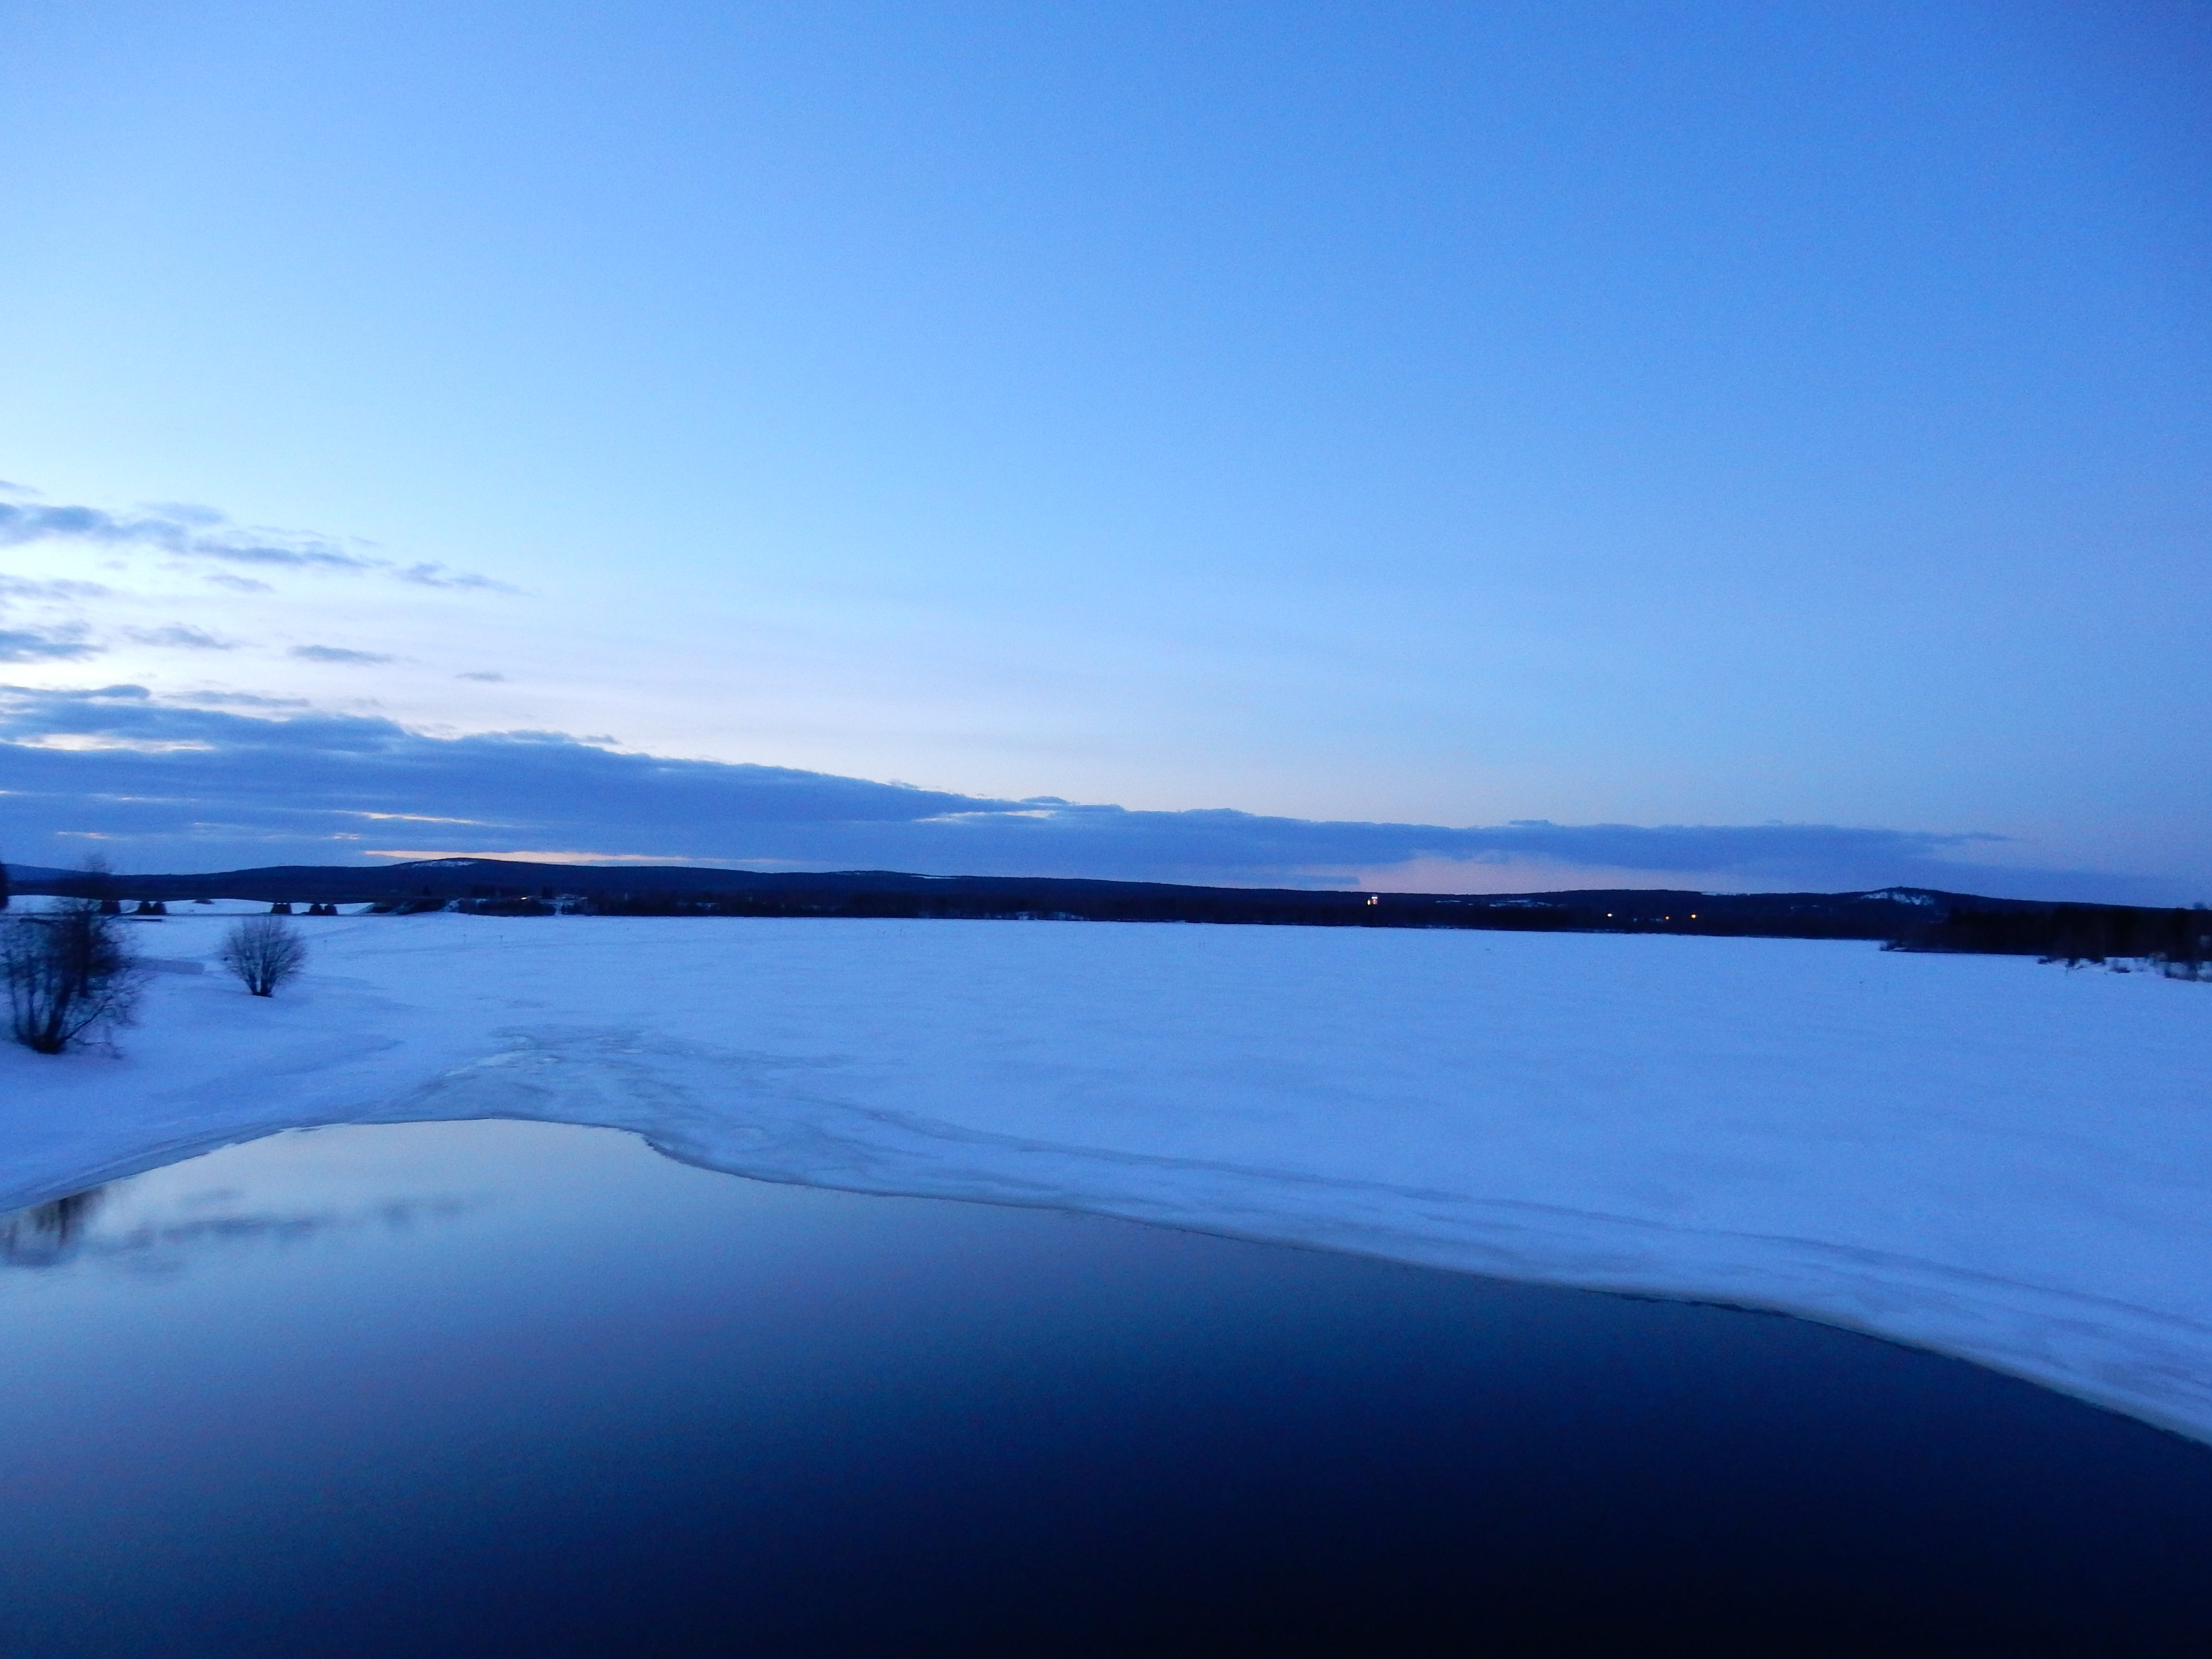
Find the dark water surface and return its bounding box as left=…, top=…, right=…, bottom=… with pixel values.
left=3, top=1119, right=2210, bottom=1657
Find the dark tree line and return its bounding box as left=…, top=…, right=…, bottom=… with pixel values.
left=550, top=889, right=1903, bottom=937
left=1892, top=905, right=2212, bottom=976
left=444, top=885, right=2212, bottom=979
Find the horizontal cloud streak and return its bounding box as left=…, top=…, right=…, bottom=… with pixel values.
left=0, top=575, right=109, bottom=601
left=0, top=493, right=509, bottom=591
left=289, top=645, right=395, bottom=664
left=124, top=625, right=234, bottom=650
left=0, top=628, right=98, bottom=663
left=0, top=685, right=2170, bottom=900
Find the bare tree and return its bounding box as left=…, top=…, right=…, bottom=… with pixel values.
left=3, top=898, right=146, bottom=1054
left=220, top=914, right=309, bottom=997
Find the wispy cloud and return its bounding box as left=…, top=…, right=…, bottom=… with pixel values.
left=0, top=684, right=2168, bottom=901
left=0, top=575, right=110, bottom=601
left=1, top=498, right=373, bottom=571
left=289, top=645, right=396, bottom=665
left=122, top=625, right=234, bottom=651
left=0, top=626, right=98, bottom=663
left=0, top=490, right=512, bottom=592
left=177, top=690, right=312, bottom=709
left=392, top=563, right=507, bottom=591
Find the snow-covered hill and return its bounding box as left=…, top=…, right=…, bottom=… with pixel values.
left=5, top=913, right=2210, bottom=1443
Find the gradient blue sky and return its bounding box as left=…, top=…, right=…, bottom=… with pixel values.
left=1, top=2, right=2207, bottom=896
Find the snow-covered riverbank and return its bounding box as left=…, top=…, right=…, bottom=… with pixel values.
left=5, top=912, right=2210, bottom=1443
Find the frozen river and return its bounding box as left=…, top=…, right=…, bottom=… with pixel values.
left=4, top=911, right=2211, bottom=1444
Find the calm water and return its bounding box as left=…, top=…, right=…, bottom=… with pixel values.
left=3, top=1120, right=2210, bottom=1657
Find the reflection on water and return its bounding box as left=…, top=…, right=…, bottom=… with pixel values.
left=1, top=1118, right=2209, bottom=1657
left=0, top=1187, right=105, bottom=1266
left=0, top=1142, right=481, bottom=1275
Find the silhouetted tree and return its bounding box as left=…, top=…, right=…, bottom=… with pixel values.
left=3, top=898, right=145, bottom=1054
left=220, top=915, right=309, bottom=997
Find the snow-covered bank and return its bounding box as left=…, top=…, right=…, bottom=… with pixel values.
left=4, top=914, right=2210, bottom=1442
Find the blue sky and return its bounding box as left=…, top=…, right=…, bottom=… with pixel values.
left=1, top=2, right=2207, bottom=897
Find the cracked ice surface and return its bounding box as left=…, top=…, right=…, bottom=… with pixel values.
left=4, top=914, right=2210, bottom=1442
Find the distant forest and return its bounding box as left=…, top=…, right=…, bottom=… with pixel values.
left=3, top=857, right=2206, bottom=975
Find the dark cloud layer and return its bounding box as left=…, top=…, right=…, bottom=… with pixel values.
left=0, top=685, right=2171, bottom=900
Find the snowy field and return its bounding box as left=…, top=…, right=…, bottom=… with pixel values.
left=4, top=910, right=2211, bottom=1445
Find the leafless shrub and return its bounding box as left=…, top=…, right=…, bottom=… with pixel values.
left=220, top=914, right=309, bottom=997
left=3, top=899, right=146, bottom=1054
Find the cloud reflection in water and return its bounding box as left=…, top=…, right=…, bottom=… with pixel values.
left=0, top=1178, right=479, bottom=1275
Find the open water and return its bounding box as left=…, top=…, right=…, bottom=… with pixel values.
left=3, top=1117, right=2210, bottom=1655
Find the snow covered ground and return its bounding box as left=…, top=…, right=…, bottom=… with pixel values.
left=4, top=910, right=2211, bottom=1443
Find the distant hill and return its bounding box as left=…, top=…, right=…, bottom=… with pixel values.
left=2, top=865, right=82, bottom=889
left=0, top=854, right=2150, bottom=953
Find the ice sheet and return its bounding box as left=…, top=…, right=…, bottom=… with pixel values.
left=4, top=913, right=2209, bottom=1442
